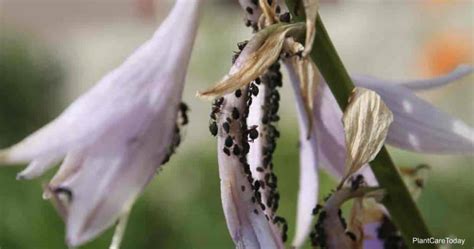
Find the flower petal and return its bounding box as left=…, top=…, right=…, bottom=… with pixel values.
left=363, top=222, right=384, bottom=249
left=312, top=79, right=346, bottom=178
left=311, top=66, right=473, bottom=181
left=285, top=61, right=318, bottom=248
left=217, top=92, right=284, bottom=249
left=6, top=0, right=201, bottom=246
left=400, top=65, right=473, bottom=91
left=60, top=101, right=179, bottom=246
left=16, top=155, right=62, bottom=180
left=353, top=74, right=474, bottom=154
left=0, top=0, right=201, bottom=164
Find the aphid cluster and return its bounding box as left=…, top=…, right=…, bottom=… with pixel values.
left=377, top=215, right=407, bottom=249
left=309, top=195, right=350, bottom=249
left=253, top=62, right=284, bottom=218
left=310, top=209, right=327, bottom=248
left=209, top=40, right=288, bottom=242
left=162, top=102, right=189, bottom=165
left=273, top=215, right=289, bottom=242
left=243, top=0, right=292, bottom=31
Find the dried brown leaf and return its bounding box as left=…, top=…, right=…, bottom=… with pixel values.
left=342, top=88, right=393, bottom=181
left=302, top=0, right=319, bottom=57
left=290, top=55, right=319, bottom=138
left=197, top=23, right=304, bottom=100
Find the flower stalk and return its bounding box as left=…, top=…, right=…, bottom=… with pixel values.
left=284, top=1, right=435, bottom=248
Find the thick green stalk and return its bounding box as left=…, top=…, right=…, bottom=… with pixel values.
left=284, top=1, right=435, bottom=248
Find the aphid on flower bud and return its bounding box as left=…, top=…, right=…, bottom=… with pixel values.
left=179, top=102, right=189, bottom=125
left=232, top=107, right=240, bottom=119
left=415, top=178, right=424, bottom=188
left=232, top=52, right=241, bottom=64
left=244, top=165, right=251, bottom=175
left=254, top=77, right=261, bottom=85
left=250, top=83, right=259, bottom=96
left=246, top=125, right=259, bottom=141
left=234, top=89, right=242, bottom=98
left=346, top=231, right=357, bottom=241
left=210, top=106, right=221, bottom=120
left=209, top=122, right=218, bottom=136
left=254, top=180, right=261, bottom=190
left=225, top=136, right=233, bottom=147
left=245, top=19, right=252, bottom=27
left=215, top=97, right=224, bottom=106
left=223, top=147, right=231, bottom=156
left=312, top=204, right=323, bottom=215
left=245, top=7, right=253, bottom=15
left=351, top=174, right=365, bottom=190
left=279, top=12, right=291, bottom=22
left=233, top=145, right=241, bottom=156
left=259, top=180, right=265, bottom=189
left=242, top=142, right=250, bottom=154
left=223, top=122, right=230, bottom=133
left=237, top=40, right=248, bottom=50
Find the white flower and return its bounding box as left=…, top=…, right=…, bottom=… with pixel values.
left=0, top=0, right=201, bottom=246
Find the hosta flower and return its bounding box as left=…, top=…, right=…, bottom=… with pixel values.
left=0, top=0, right=201, bottom=246
left=217, top=1, right=474, bottom=248
left=289, top=64, right=473, bottom=247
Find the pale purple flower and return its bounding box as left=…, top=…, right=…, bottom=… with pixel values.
left=289, top=65, right=473, bottom=247
left=209, top=39, right=287, bottom=248
left=218, top=1, right=473, bottom=248
left=0, top=0, right=201, bottom=246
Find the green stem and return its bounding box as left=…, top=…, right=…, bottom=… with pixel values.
left=285, top=1, right=435, bottom=248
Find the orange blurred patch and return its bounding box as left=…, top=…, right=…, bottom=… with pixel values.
left=419, top=32, right=473, bottom=76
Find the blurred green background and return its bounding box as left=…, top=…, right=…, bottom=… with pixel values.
left=0, top=1, right=473, bottom=248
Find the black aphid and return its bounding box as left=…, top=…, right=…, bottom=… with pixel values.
left=248, top=127, right=259, bottom=141
left=279, top=12, right=291, bottom=23
left=237, top=41, right=248, bottom=50
left=223, top=147, right=231, bottom=156
left=209, top=122, right=218, bottom=136
left=232, top=107, right=240, bottom=119
left=246, top=7, right=253, bottom=15
left=235, top=89, right=242, bottom=98
left=223, top=122, right=230, bottom=133
left=225, top=136, right=234, bottom=147
left=233, top=145, right=241, bottom=156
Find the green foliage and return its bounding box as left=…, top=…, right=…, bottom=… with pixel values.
left=0, top=33, right=63, bottom=147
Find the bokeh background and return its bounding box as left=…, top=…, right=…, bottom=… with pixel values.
left=0, top=0, right=473, bottom=248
